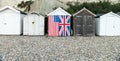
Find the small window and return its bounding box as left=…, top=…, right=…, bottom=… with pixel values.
left=76, top=16, right=82, bottom=18
left=87, top=16, right=93, bottom=25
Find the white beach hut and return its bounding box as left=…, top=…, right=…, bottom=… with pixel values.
left=0, top=6, right=25, bottom=35
left=96, top=12, right=120, bottom=36
left=23, top=12, right=45, bottom=35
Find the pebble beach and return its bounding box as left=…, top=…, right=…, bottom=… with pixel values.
left=0, top=36, right=120, bottom=61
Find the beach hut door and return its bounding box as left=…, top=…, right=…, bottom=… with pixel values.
left=74, top=16, right=83, bottom=36
left=83, top=16, right=94, bottom=36
left=0, top=15, right=7, bottom=34
left=106, top=16, right=115, bottom=35
left=29, top=16, right=35, bottom=35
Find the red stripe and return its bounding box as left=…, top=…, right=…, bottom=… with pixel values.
left=53, top=20, right=55, bottom=36
left=48, top=16, right=51, bottom=36
left=48, top=16, right=50, bottom=36
left=58, top=23, right=59, bottom=36
left=64, top=16, right=65, bottom=36
left=48, top=16, right=59, bottom=36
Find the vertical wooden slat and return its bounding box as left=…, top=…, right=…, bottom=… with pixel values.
left=73, top=9, right=95, bottom=36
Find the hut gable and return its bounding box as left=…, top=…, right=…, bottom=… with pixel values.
left=28, top=12, right=45, bottom=16
left=73, top=8, right=96, bottom=36
left=101, top=12, right=120, bottom=18
left=0, top=6, right=20, bottom=13
left=47, top=7, right=71, bottom=16
left=73, top=8, right=96, bottom=17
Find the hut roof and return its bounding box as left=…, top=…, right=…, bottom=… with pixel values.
left=73, top=7, right=96, bottom=16
left=47, top=7, right=71, bottom=16
left=0, top=6, right=20, bottom=13
left=101, top=12, right=120, bottom=18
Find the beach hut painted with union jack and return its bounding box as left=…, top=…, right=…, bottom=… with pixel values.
left=47, top=7, right=71, bottom=37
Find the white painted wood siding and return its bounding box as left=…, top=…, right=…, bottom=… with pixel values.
left=96, top=12, right=120, bottom=36
left=23, top=14, right=45, bottom=35
left=0, top=9, right=22, bottom=35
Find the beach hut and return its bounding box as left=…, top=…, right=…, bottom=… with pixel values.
left=23, top=12, right=45, bottom=35
left=73, top=8, right=96, bottom=36
left=0, top=6, right=25, bottom=35
left=47, top=7, right=71, bottom=37
left=96, top=12, right=120, bottom=36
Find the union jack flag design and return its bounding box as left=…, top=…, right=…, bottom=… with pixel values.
left=58, top=16, right=70, bottom=36
left=55, top=15, right=70, bottom=36
left=48, top=15, right=71, bottom=37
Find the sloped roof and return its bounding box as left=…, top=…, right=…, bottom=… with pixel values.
left=47, top=7, right=71, bottom=16
left=116, top=12, right=120, bottom=16
left=101, top=12, right=120, bottom=18
left=73, top=7, right=96, bottom=16
left=28, top=12, right=45, bottom=16
left=0, top=6, right=20, bottom=13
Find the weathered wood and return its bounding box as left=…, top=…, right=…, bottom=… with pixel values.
left=73, top=8, right=96, bottom=36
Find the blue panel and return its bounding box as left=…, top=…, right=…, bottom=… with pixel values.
left=54, top=15, right=62, bottom=22
left=66, top=32, right=68, bottom=36
left=59, top=26, right=62, bottom=31
left=67, top=26, right=70, bottom=32
left=61, top=31, right=64, bottom=36
left=66, top=16, right=71, bottom=23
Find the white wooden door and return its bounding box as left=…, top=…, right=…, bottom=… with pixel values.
left=29, top=16, right=36, bottom=35
left=23, top=17, right=29, bottom=35
left=0, top=16, right=6, bottom=34
left=114, top=17, right=120, bottom=35
left=39, top=16, right=44, bottom=35
left=35, top=16, right=40, bottom=35
left=106, top=16, right=115, bottom=36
